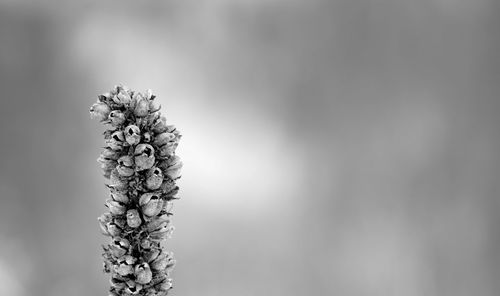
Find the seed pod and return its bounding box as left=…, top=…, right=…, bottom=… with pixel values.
left=140, top=237, right=154, bottom=250
left=125, top=281, right=143, bottom=295
left=106, top=221, right=122, bottom=237
left=107, top=131, right=125, bottom=151
left=111, top=191, right=129, bottom=204
left=150, top=224, right=175, bottom=240
left=134, top=144, right=155, bottom=171
left=143, top=248, right=160, bottom=263
left=139, top=193, right=163, bottom=217
left=109, top=169, right=128, bottom=190
left=142, top=132, right=152, bottom=143
left=105, top=199, right=126, bottom=215
left=126, top=209, right=142, bottom=228
left=109, top=276, right=126, bottom=290
left=150, top=252, right=175, bottom=271
left=157, top=142, right=176, bottom=157
left=90, top=102, right=111, bottom=121
left=116, top=155, right=135, bottom=177
left=125, top=125, right=141, bottom=145
left=158, top=277, right=173, bottom=292
left=115, top=255, right=136, bottom=276
left=98, top=92, right=113, bottom=102
left=153, top=132, right=175, bottom=147
left=146, top=213, right=171, bottom=232
left=109, top=238, right=129, bottom=258
left=101, top=148, right=121, bottom=160
left=145, top=167, right=163, bottom=190
left=152, top=116, right=167, bottom=134
left=98, top=213, right=112, bottom=235
left=134, top=93, right=149, bottom=117
left=135, top=262, right=153, bottom=284
left=116, top=89, right=131, bottom=105
left=108, top=110, right=126, bottom=126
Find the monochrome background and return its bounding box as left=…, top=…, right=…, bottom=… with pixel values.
left=0, top=1, right=499, bottom=296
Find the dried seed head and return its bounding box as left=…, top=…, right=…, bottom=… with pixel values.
left=134, top=144, right=155, bottom=171
left=126, top=209, right=142, bottom=228
left=124, top=125, right=141, bottom=145
left=90, top=102, right=111, bottom=121
left=108, top=110, right=126, bottom=127
left=145, top=167, right=163, bottom=190
left=134, top=93, right=149, bottom=117
left=139, top=193, right=163, bottom=217
left=135, top=262, right=153, bottom=284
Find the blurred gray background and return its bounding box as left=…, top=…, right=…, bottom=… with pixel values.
left=0, top=1, right=499, bottom=296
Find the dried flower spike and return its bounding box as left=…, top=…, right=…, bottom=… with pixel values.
left=90, top=85, right=182, bottom=296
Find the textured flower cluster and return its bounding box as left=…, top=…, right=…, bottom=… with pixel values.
left=90, top=85, right=181, bottom=296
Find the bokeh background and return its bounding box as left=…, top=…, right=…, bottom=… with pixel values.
left=0, top=1, right=499, bottom=295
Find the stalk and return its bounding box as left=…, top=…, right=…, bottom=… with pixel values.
left=90, top=85, right=182, bottom=296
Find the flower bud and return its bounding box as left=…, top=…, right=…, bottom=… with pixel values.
left=108, top=110, right=126, bottom=126
left=90, top=102, right=111, bottom=121
left=145, top=167, right=163, bottom=190
left=106, top=199, right=126, bottom=215
left=109, top=238, right=129, bottom=258
left=139, top=193, right=163, bottom=217
left=135, top=262, right=153, bottom=284
left=115, top=255, right=136, bottom=276
left=107, top=131, right=125, bottom=151
left=134, top=93, right=149, bottom=117
left=126, top=209, right=142, bottom=228
left=134, top=144, right=155, bottom=171
left=124, top=125, right=141, bottom=145
left=117, top=155, right=135, bottom=177
left=164, top=158, right=182, bottom=180
left=153, top=132, right=175, bottom=147
left=111, top=191, right=129, bottom=204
